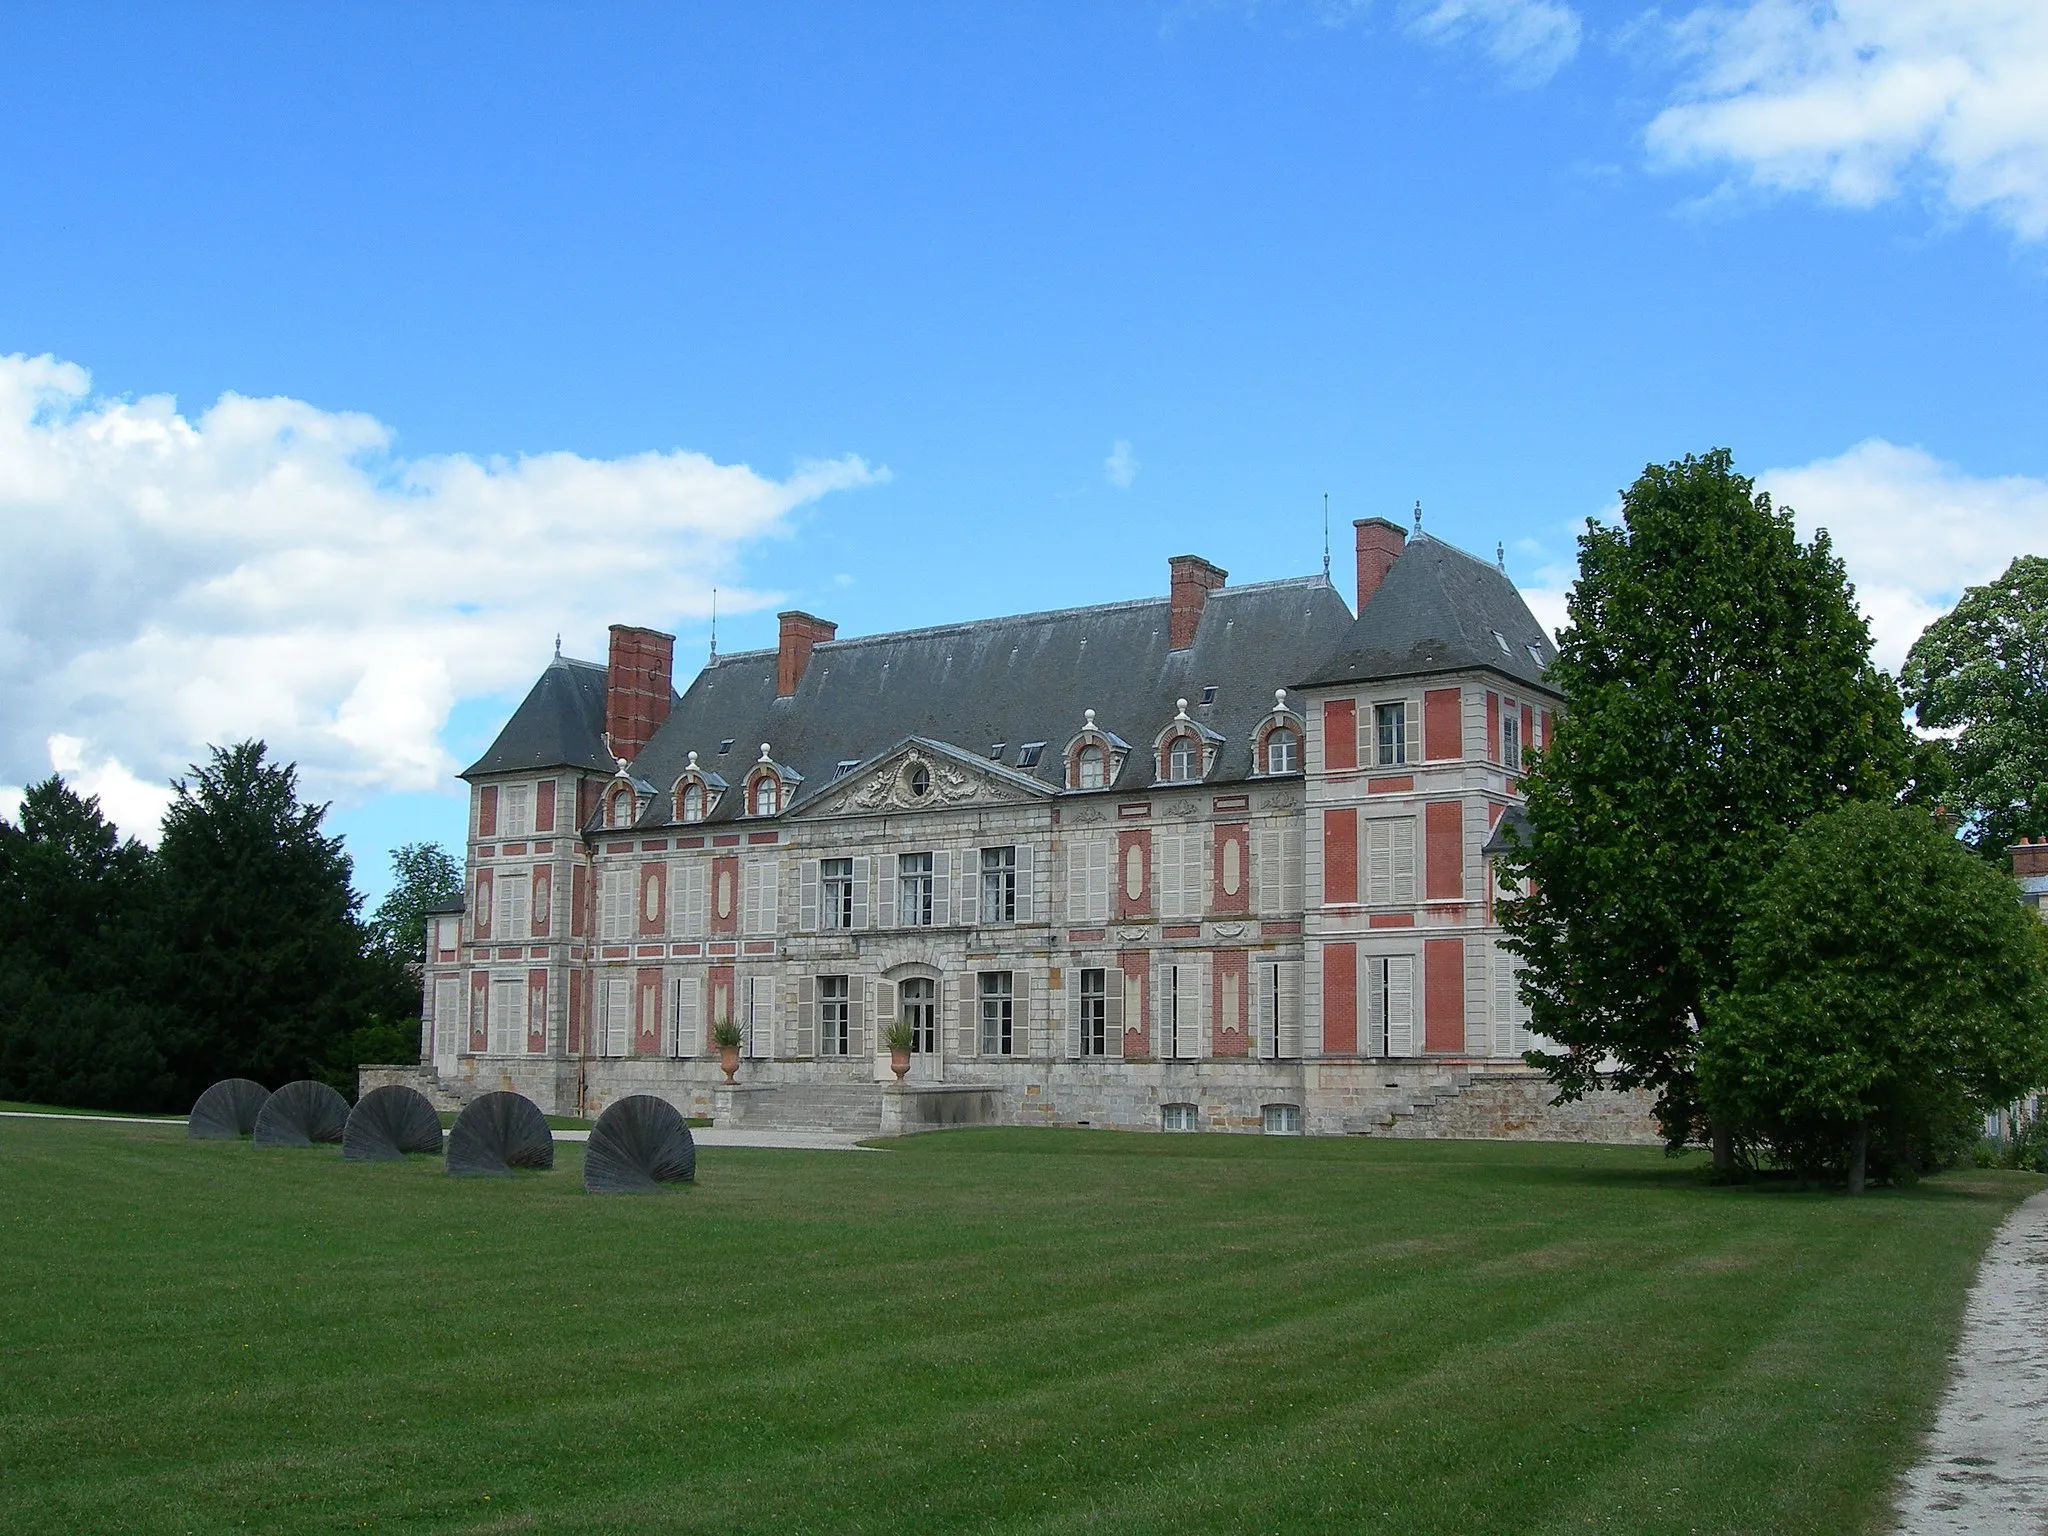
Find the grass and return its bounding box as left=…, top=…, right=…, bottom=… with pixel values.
left=0, top=1121, right=2035, bottom=1535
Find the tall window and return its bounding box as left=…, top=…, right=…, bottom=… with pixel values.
left=1166, top=735, right=1199, bottom=782
left=1375, top=703, right=1407, bottom=766
left=608, top=787, right=634, bottom=828
left=901, top=976, right=936, bottom=1053
left=978, top=971, right=1014, bottom=1056
left=1079, top=968, right=1107, bottom=1057
left=819, top=974, right=850, bottom=1056
left=1075, top=744, right=1106, bottom=789
left=899, top=852, right=934, bottom=925
left=980, top=846, right=1017, bottom=924
left=679, top=782, right=704, bottom=823
left=821, top=858, right=854, bottom=929
left=1264, top=725, right=1299, bottom=774
left=1502, top=710, right=1522, bottom=772
left=752, top=776, right=779, bottom=816
left=501, top=785, right=534, bottom=837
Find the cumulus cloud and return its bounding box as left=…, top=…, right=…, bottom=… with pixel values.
left=1759, top=437, right=2048, bottom=674
left=1406, top=0, right=1582, bottom=87
left=1105, top=439, right=1140, bottom=489
left=1646, top=1, right=2048, bottom=239
left=0, top=353, right=884, bottom=840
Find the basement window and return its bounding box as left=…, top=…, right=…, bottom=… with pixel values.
left=1161, top=1103, right=1199, bottom=1133
left=1263, top=1103, right=1303, bottom=1136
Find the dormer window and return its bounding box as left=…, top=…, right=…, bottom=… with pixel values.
left=607, top=785, right=635, bottom=828
left=1254, top=690, right=1306, bottom=778
left=1166, top=735, right=1199, bottom=783
left=752, top=776, right=779, bottom=816
left=1264, top=725, right=1300, bottom=774
left=679, top=782, right=705, bottom=823
left=1065, top=708, right=1129, bottom=792
left=1075, top=744, right=1106, bottom=789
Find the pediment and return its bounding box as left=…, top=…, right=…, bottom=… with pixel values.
left=797, top=738, right=1053, bottom=819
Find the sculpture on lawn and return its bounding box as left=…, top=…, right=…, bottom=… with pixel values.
left=446, top=1091, right=555, bottom=1177
left=584, top=1094, right=697, bottom=1194
left=342, top=1084, right=445, bottom=1161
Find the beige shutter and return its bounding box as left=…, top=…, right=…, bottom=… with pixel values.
left=673, top=973, right=702, bottom=1056
left=1182, top=831, right=1205, bottom=920
left=797, top=975, right=817, bottom=1058
left=1392, top=820, right=1416, bottom=904
left=1386, top=956, right=1415, bottom=1056
left=880, top=855, right=898, bottom=927
left=1091, top=836, right=1111, bottom=922
left=851, top=857, right=872, bottom=929
left=1187, top=960, right=1209, bottom=1060
left=434, top=977, right=462, bottom=1055
left=933, top=851, right=952, bottom=924
left=1014, top=845, right=1033, bottom=923
left=876, top=979, right=897, bottom=1046
left=1013, top=972, right=1032, bottom=1059
left=956, top=973, right=978, bottom=1058
left=1067, top=840, right=1088, bottom=923
left=1404, top=704, right=1421, bottom=765
left=1157, top=831, right=1182, bottom=920
left=800, top=860, right=820, bottom=932
left=1256, top=825, right=1280, bottom=914
left=1105, top=968, right=1125, bottom=1059
left=1277, top=959, right=1303, bottom=1058
left=848, top=977, right=866, bottom=1058
left=1065, top=966, right=1082, bottom=1059
left=1366, top=823, right=1392, bottom=906
left=604, top=974, right=630, bottom=1057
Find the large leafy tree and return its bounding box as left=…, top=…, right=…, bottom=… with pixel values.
left=1700, top=801, right=2048, bottom=1191
left=1499, top=449, right=1913, bottom=1155
left=0, top=778, right=170, bottom=1110
left=368, top=841, right=464, bottom=962
left=1901, top=554, right=2048, bottom=858
left=150, top=742, right=415, bottom=1100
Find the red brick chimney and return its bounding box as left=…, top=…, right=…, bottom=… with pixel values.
left=777, top=610, right=838, bottom=697
left=2013, top=838, right=2048, bottom=879
left=1355, top=517, right=1407, bottom=614
left=1168, top=556, right=1227, bottom=651
left=606, top=624, right=674, bottom=763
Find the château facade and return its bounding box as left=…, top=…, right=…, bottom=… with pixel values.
left=414, top=517, right=1573, bottom=1135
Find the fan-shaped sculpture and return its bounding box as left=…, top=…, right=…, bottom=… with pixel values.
left=446, top=1091, right=555, bottom=1177
left=584, top=1094, right=696, bottom=1194
left=252, top=1079, right=350, bottom=1148
left=342, top=1084, right=445, bottom=1161
left=188, top=1078, right=270, bottom=1139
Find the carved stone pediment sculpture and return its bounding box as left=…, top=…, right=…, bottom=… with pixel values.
left=807, top=740, right=1047, bottom=818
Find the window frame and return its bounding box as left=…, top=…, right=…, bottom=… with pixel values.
left=820, top=857, right=855, bottom=930
left=1263, top=724, right=1300, bottom=774
left=1165, top=733, right=1200, bottom=783
left=1079, top=967, right=1108, bottom=1057
left=751, top=774, right=780, bottom=817
left=898, top=851, right=935, bottom=927
left=1374, top=702, right=1408, bottom=767
left=818, top=974, right=851, bottom=1057
left=1075, top=743, right=1107, bottom=789
left=978, top=970, right=1014, bottom=1057
left=900, top=976, right=937, bottom=1054
left=979, top=845, right=1017, bottom=924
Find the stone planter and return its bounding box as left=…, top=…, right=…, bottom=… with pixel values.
left=720, top=1044, right=740, bottom=1085
left=890, top=1047, right=911, bottom=1082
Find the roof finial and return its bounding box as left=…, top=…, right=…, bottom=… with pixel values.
left=554, top=632, right=562, bottom=659
left=1175, top=697, right=1190, bottom=722
left=709, top=587, right=718, bottom=662
left=686, top=750, right=699, bottom=770
left=1496, top=541, right=1506, bottom=573
left=1322, top=492, right=1330, bottom=582
left=758, top=742, right=772, bottom=762
left=1275, top=687, right=1287, bottom=710
left=1084, top=708, right=1096, bottom=729
left=1413, top=500, right=1423, bottom=535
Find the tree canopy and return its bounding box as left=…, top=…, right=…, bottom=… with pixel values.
left=1499, top=448, right=1913, bottom=1152
left=368, top=842, right=464, bottom=962
left=1699, top=801, right=2048, bottom=1190
left=1901, top=553, right=2048, bottom=858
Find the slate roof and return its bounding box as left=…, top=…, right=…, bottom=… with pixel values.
left=1482, top=803, right=1532, bottom=857
left=1302, top=534, right=1559, bottom=695
left=462, top=655, right=618, bottom=779
left=626, top=575, right=1355, bottom=824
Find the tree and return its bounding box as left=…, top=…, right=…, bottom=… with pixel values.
left=1699, top=801, right=2048, bottom=1191
left=1499, top=449, right=1914, bottom=1157
left=149, top=742, right=414, bottom=1101
left=0, top=778, right=170, bottom=1111
left=368, top=842, right=464, bottom=962
left=1901, top=554, right=2048, bottom=858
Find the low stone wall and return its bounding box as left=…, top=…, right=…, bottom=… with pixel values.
left=1379, top=1070, right=1663, bottom=1145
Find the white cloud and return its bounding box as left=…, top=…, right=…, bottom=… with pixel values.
left=0, top=353, right=884, bottom=841
left=44, top=735, right=178, bottom=845
left=1759, top=437, right=2048, bottom=674
left=1646, top=1, right=2048, bottom=239
left=1105, top=439, right=1140, bottom=489
left=1406, top=0, right=1582, bottom=87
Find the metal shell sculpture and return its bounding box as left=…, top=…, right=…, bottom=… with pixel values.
left=252, top=1080, right=351, bottom=1147
left=584, top=1094, right=696, bottom=1194
left=342, top=1084, right=445, bottom=1161
left=188, top=1078, right=270, bottom=1139
left=446, top=1092, right=555, bottom=1177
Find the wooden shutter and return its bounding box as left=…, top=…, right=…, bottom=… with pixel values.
left=1404, top=705, right=1421, bottom=766
left=1386, top=956, right=1415, bottom=1056
left=956, top=974, right=977, bottom=1058
left=800, top=861, right=820, bottom=932
left=848, top=979, right=866, bottom=1058
left=1181, top=831, right=1204, bottom=919
left=1157, top=831, right=1182, bottom=920
left=933, top=851, right=951, bottom=925
left=852, top=857, right=872, bottom=929
left=876, top=980, right=896, bottom=1046
left=1104, top=968, right=1125, bottom=1059
left=1256, top=825, right=1279, bottom=914
left=1067, top=841, right=1088, bottom=923
left=434, top=977, right=461, bottom=1055
left=880, top=855, right=898, bottom=926
left=1091, top=836, right=1111, bottom=922
left=1366, top=823, right=1393, bottom=906
left=1065, top=967, right=1082, bottom=1059
left=1283, top=822, right=1303, bottom=910
left=1392, top=820, right=1416, bottom=903
left=1187, top=960, right=1209, bottom=1059
left=674, top=974, right=702, bottom=1056
left=797, top=975, right=816, bottom=1058
left=604, top=975, right=629, bottom=1057
left=1278, top=959, right=1303, bottom=1058
left=1014, top=845, right=1033, bottom=923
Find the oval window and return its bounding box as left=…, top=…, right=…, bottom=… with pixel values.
left=910, top=764, right=931, bottom=798
left=1124, top=843, right=1144, bottom=901
left=1222, top=837, right=1243, bottom=896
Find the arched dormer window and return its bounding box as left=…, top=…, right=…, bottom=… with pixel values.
left=1253, top=689, right=1307, bottom=777
left=1166, top=735, right=1199, bottom=782
left=1076, top=744, right=1106, bottom=790
left=1063, top=709, right=1129, bottom=793
left=743, top=743, right=799, bottom=818
left=680, top=781, right=704, bottom=823
left=752, top=775, right=779, bottom=817
left=1154, top=699, right=1220, bottom=784
left=673, top=750, right=721, bottom=824
left=607, top=783, right=636, bottom=828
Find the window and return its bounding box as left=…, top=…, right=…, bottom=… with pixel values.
left=497, top=872, right=529, bottom=939
left=608, top=786, right=635, bottom=827
left=1263, top=1103, right=1302, bottom=1135
left=978, top=971, right=1014, bottom=1056
left=489, top=974, right=526, bottom=1056
left=1365, top=954, right=1416, bottom=1056
left=819, top=975, right=850, bottom=1056
left=1375, top=703, right=1407, bottom=766
left=751, top=776, right=779, bottom=816
left=1527, top=644, right=1545, bottom=668
left=599, top=868, right=634, bottom=941
left=980, top=846, right=1017, bottom=924
left=1166, top=735, right=1199, bottom=782
left=1161, top=1103, right=1199, bottom=1132
left=908, top=764, right=931, bottom=799
left=679, top=781, right=705, bottom=823
left=1264, top=725, right=1300, bottom=774
left=1256, top=821, right=1305, bottom=913
left=1502, top=710, right=1522, bottom=772
left=1199, top=684, right=1217, bottom=705
left=718, top=738, right=735, bottom=755
left=835, top=759, right=860, bottom=779
left=899, top=852, right=934, bottom=926
left=1365, top=819, right=1418, bottom=905
left=1066, top=833, right=1111, bottom=924
left=1075, top=744, right=1106, bottom=789
left=1079, top=968, right=1108, bottom=1057
left=821, top=858, right=855, bottom=930
left=741, top=858, right=780, bottom=936
left=1017, top=742, right=1044, bottom=768
left=901, top=976, right=937, bottom=1053
left=501, top=785, right=533, bottom=837
left=1256, top=958, right=1302, bottom=1059
left=1159, top=961, right=1203, bottom=1059
left=988, top=742, right=1006, bottom=760
left=1156, top=828, right=1205, bottom=921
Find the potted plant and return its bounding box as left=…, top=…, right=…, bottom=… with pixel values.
left=883, top=1017, right=916, bottom=1082
left=711, top=1018, right=743, bottom=1084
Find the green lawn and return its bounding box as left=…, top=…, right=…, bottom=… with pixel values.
left=0, top=1121, right=2034, bottom=1535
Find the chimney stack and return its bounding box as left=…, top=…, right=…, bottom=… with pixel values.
left=777, top=610, right=838, bottom=697
left=2013, top=838, right=2048, bottom=879
left=606, top=624, right=675, bottom=764
left=1168, top=555, right=1227, bottom=651
left=1354, top=517, right=1407, bottom=614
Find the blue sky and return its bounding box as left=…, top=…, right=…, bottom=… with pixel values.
left=2, top=2, right=2044, bottom=910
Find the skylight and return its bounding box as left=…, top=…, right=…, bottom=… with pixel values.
left=1491, top=630, right=1510, bottom=653
left=717, top=739, right=734, bottom=754
left=988, top=742, right=1006, bottom=759
left=1017, top=742, right=1045, bottom=768
left=1527, top=644, right=1544, bottom=666
left=835, top=759, right=860, bottom=779
left=1199, top=685, right=1217, bottom=705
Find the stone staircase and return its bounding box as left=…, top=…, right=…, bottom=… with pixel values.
left=1343, top=1072, right=1478, bottom=1135
left=723, top=1083, right=886, bottom=1134
left=1347, top=1068, right=1662, bottom=1144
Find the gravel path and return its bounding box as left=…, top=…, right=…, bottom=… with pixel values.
left=1894, top=1187, right=2048, bottom=1535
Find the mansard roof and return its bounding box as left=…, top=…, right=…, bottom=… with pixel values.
left=1302, top=534, right=1559, bottom=696
left=461, top=654, right=617, bottom=779
left=629, top=575, right=1354, bottom=822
